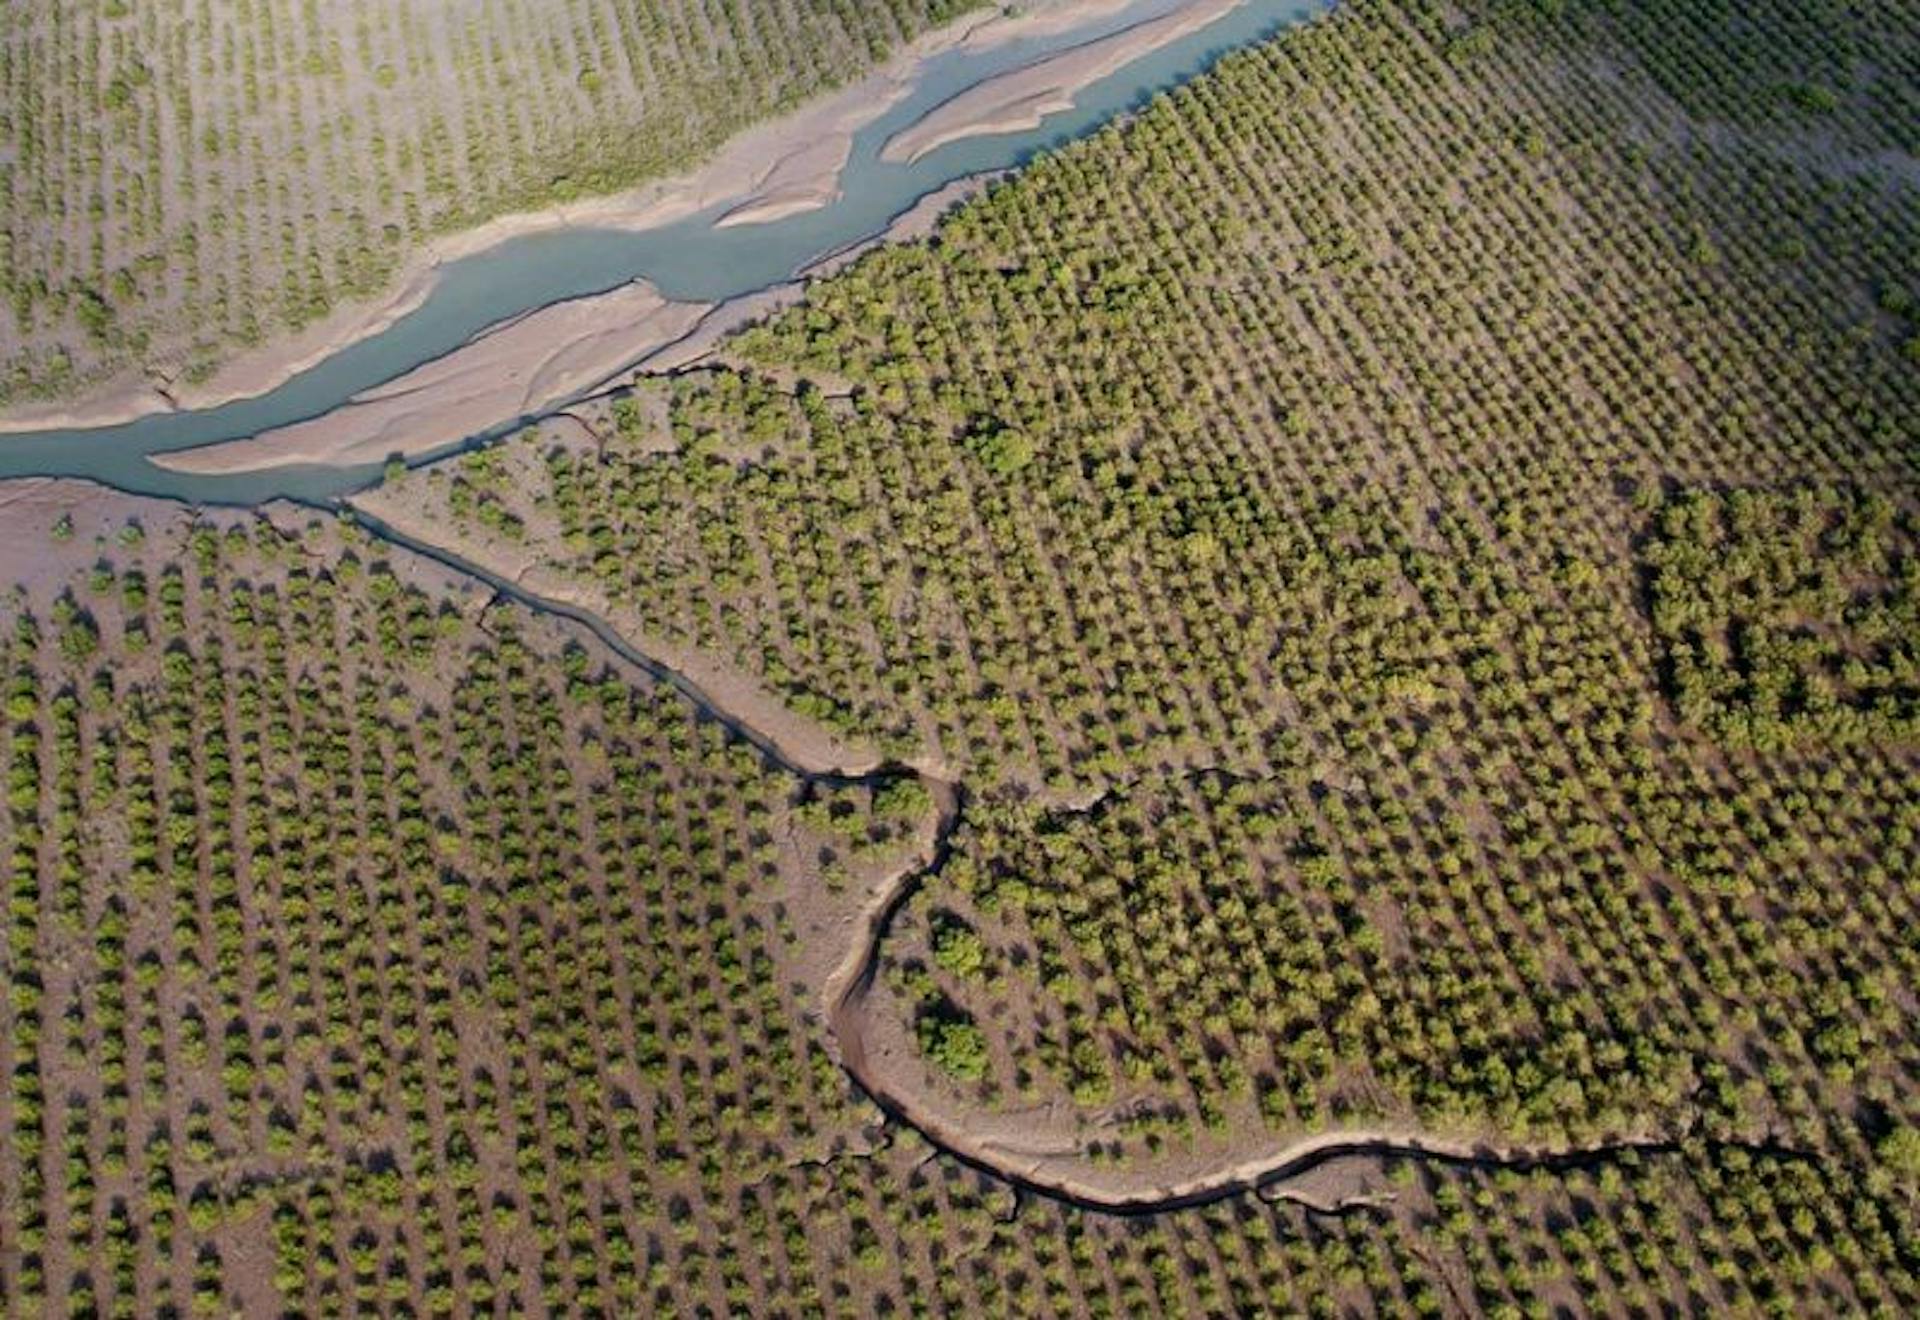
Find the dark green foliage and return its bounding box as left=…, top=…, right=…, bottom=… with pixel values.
left=1647, top=486, right=1918, bottom=748
left=918, top=1003, right=991, bottom=1081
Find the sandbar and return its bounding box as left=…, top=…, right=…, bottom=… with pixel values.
left=880, top=0, right=1244, bottom=165
left=149, top=171, right=1009, bottom=475
left=153, top=282, right=711, bottom=474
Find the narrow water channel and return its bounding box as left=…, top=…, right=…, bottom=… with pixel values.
left=0, top=0, right=1325, bottom=506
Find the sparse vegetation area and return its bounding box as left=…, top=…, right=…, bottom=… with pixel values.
left=4, top=0, right=1919, bottom=1311
left=0, top=0, right=972, bottom=407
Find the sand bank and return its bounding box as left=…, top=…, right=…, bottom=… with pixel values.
left=154, top=282, right=712, bottom=474
left=153, top=168, right=1006, bottom=475
left=711, top=126, right=864, bottom=229
left=0, top=0, right=1151, bottom=438
left=0, top=380, right=178, bottom=434
left=881, top=0, right=1243, bottom=165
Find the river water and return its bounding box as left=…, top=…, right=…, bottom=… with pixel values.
left=0, top=0, right=1325, bottom=507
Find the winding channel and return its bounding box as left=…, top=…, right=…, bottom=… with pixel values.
left=0, top=0, right=1327, bottom=507
left=358, top=506, right=1813, bottom=1217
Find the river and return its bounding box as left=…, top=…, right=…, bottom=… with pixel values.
left=0, top=0, right=1325, bottom=507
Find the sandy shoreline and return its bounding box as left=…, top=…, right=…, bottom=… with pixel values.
left=0, top=380, right=180, bottom=434
left=1, top=0, right=1149, bottom=439
left=119, top=0, right=1237, bottom=478
left=154, top=168, right=1007, bottom=476
left=881, top=0, right=1244, bottom=164
left=155, top=282, right=714, bottom=474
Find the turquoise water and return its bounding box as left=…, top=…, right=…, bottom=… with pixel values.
left=0, top=0, right=1326, bottom=506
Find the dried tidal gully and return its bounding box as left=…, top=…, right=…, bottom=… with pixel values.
left=352, top=507, right=1813, bottom=1218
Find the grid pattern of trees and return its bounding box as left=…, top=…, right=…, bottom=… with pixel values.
left=365, top=0, right=1920, bottom=1306
left=2, top=0, right=1916, bottom=1311
left=0, top=0, right=969, bottom=405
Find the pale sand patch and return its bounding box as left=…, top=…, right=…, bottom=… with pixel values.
left=0, top=380, right=178, bottom=434
left=153, top=282, right=712, bottom=474
left=0, top=0, right=1145, bottom=436
left=880, top=0, right=1244, bottom=165
left=711, top=131, right=863, bottom=229
left=959, top=0, right=1148, bottom=48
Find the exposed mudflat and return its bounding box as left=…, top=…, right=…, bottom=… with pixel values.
left=0, top=478, right=175, bottom=596
left=150, top=170, right=1006, bottom=475
left=153, top=283, right=713, bottom=474
left=880, top=0, right=1244, bottom=164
